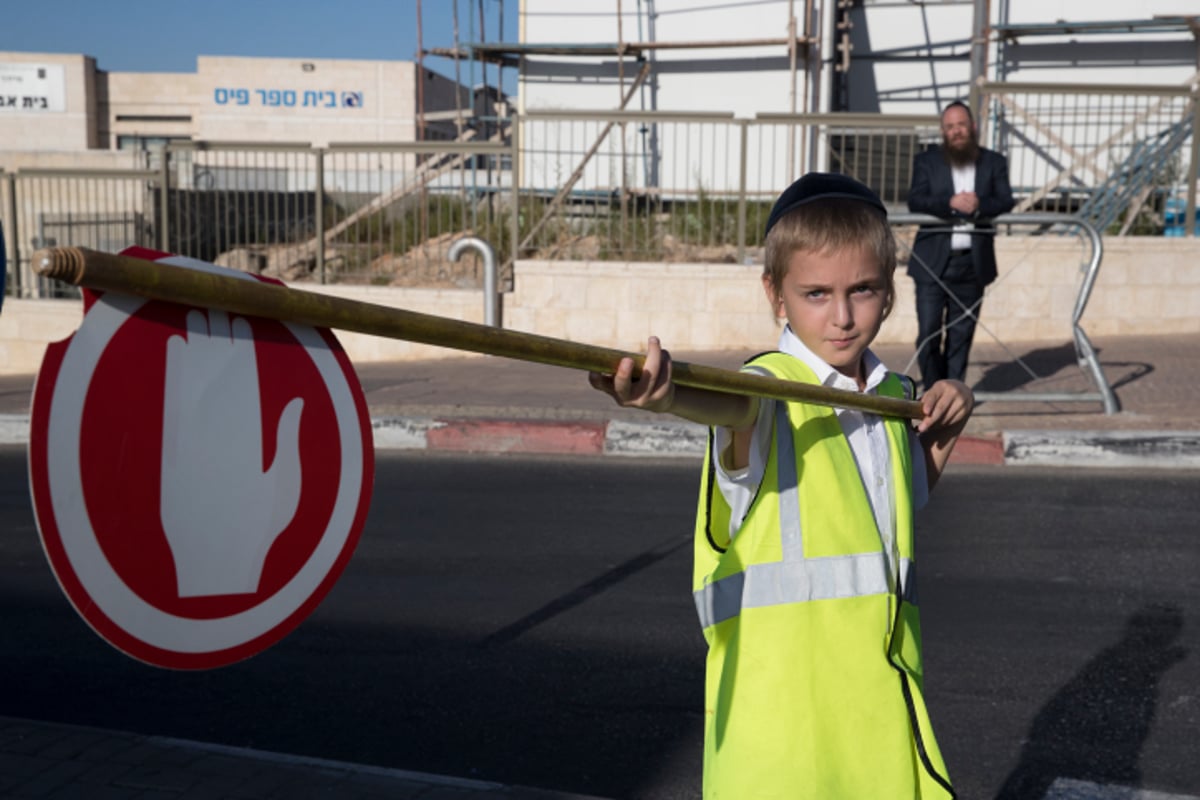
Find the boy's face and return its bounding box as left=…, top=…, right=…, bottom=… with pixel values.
left=764, top=245, right=889, bottom=387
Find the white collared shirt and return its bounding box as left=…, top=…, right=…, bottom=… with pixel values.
left=713, top=327, right=929, bottom=584
left=951, top=162, right=976, bottom=251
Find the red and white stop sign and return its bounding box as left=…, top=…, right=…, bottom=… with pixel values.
left=28, top=247, right=375, bottom=670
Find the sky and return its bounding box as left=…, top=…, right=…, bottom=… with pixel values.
left=1, top=0, right=517, bottom=92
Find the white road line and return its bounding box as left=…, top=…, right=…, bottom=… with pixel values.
left=1044, top=778, right=1200, bottom=800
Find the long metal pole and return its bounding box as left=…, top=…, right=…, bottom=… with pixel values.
left=969, top=0, right=990, bottom=126
left=1188, top=82, right=1199, bottom=239
left=314, top=149, right=325, bottom=283
left=787, top=0, right=797, bottom=178
left=736, top=119, right=749, bottom=263
left=158, top=149, right=170, bottom=252
left=32, top=246, right=924, bottom=420
left=4, top=172, right=19, bottom=298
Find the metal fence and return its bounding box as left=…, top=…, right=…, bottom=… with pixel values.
left=3, top=80, right=1197, bottom=299
left=4, top=168, right=157, bottom=298
left=979, top=80, right=1200, bottom=235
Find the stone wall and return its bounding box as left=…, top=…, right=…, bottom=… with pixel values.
left=1, top=236, right=1197, bottom=375
left=505, top=236, right=1200, bottom=351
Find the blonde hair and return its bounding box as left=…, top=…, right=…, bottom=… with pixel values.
left=762, top=198, right=898, bottom=319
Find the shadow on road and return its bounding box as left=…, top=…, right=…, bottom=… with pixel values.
left=973, top=343, right=1082, bottom=394
left=992, top=603, right=1187, bottom=800
left=971, top=341, right=1153, bottom=400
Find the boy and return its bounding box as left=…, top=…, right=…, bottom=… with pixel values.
left=590, top=173, right=971, bottom=798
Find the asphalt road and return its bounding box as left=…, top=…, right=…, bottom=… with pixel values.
left=2, top=447, right=1198, bottom=799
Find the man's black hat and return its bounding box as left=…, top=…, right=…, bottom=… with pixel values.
left=764, top=172, right=887, bottom=239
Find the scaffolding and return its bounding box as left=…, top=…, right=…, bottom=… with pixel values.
left=407, top=2, right=1199, bottom=238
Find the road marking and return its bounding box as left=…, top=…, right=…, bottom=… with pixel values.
left=1044, top=778, right=1200, bottom=800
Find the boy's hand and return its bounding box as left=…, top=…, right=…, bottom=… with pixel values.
left=917, top=379, right=975, bottom=488
left=916, top=379, right=973, bottom=435
left=588, top=336, right=676, bottom=414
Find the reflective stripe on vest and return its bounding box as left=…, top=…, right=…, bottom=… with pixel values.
left=693, top=398, right=917, bottom=630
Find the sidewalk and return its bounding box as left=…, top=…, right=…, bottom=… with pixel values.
left=349, top=333, right=1200, bottom=468
left=1, top=332, right=1199, bottom=798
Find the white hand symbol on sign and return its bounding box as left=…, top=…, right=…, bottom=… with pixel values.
left=160, top=309, right=304, bottom=598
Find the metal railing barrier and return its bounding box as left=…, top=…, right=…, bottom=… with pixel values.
left=890, top=212, right=1118, bottom=414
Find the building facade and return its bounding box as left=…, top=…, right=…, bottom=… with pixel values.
left=0, top=51, right=470, bottom=160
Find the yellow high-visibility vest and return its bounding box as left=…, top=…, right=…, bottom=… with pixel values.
left=692, top=352, right=954, bottom=799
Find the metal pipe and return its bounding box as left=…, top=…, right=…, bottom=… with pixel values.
left=1187, top=80, right=1199, bottom=239
left=3, top=172, right=19, bottom=299
left=448, top=236, right=499, bottom=327
left=736, top=120, right=749, bottom=264
left=158, top=149, right=170, bottom=252
left=968, top=0, right=990, bottom=121
left=314, top=148, right=325, bottom=284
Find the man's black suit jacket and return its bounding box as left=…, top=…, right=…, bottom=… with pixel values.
left=907, top=146, right=1015, bottom=287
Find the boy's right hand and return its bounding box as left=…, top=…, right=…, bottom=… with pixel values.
left=588, top=336, right=676, bottom=414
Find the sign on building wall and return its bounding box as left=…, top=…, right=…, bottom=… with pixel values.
left=212, top=87, right=365, bottom=109
left=0, top=63, right=66, bottom=112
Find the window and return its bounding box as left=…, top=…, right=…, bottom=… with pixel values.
left=115, top=114, right=192, bottom=123
left=116, top=134, right=190, bottom=151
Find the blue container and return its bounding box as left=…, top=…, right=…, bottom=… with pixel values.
left=1163, top=197, right=1200, bottom=236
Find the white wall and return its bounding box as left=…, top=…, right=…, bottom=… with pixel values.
left=520, top=0, right=1200, bottom=119
left=520, top=0, right=802, bottom=116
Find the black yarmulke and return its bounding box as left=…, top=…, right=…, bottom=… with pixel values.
left=764, top=172, right=887, bottom=239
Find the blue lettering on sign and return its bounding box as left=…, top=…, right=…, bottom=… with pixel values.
left=214, top=88, right=250, bottom=105
left=214, top=88, right=364, bottom=109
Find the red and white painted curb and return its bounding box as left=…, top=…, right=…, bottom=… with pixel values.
left=374, top=415, right=1005, bottom=463
left=4, top=412, right=1199, bottom=467
left=370, top=416, right=1200, bottom=468
left=372, top=416, right=609, bottom=456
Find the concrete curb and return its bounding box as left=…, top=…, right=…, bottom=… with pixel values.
left=373, top=417, right=1200, bottom=469
left=1003, top=430, right=1200, bottom=469
left=4, top=413, right=1198, bottom=468
left=0, top=414, right=29, bottom=445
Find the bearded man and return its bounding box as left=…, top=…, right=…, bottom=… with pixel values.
left=907, top=100, right=1014, bottom=390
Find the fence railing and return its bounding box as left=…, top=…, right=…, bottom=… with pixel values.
left=3, top=81, right=1197, bottom=299
left=979, top=80, right=1200, bottom=235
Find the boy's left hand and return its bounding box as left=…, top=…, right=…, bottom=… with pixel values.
left=916, top=379, right=973, bottom=435
left=917, top=379, right=975, bottom=487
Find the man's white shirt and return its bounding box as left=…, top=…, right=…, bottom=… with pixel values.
left=951, top=162, right=976, bottom=251
left=712, top=327, right=929, bottom=586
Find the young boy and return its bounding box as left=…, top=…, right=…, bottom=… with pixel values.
left=590, top=173, right=971, bottom=798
